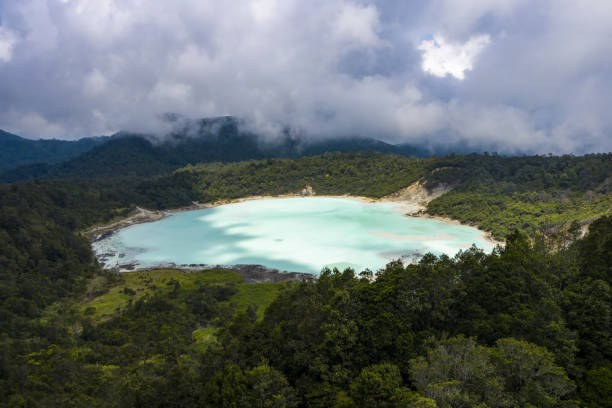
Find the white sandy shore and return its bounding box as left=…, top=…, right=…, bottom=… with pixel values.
left=84, top=183, right=504, bottom=248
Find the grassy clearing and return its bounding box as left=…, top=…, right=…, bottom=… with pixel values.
left=230, top=282, right=286, bottom=320
left=192, top=326, right=218, bottom=352
left=80, top=268, right=289, bottom=323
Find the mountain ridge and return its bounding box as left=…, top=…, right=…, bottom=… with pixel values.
left=1, top=116, right=514, bottom=183
left=0, top=117, right=438, bottom=182
left=0, top=129, right=110, bottom=174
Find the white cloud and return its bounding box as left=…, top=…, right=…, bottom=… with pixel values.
left=333, top=3, right=382, bottom=48
left=425, top=0, right=527, bottom=37
left=5, top=111, right=67, bottom=139
left=84, top=70, right=108, bottom=95
left=0, top=27, right=17, bottom=63
left=0, top=0, right=610, bottom=153
left=250, top=0, right=281, bottom=23
left=418, top=34, right=490, bottom=80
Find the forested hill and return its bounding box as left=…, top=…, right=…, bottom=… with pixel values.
left=175, top=152, right=611, bottom=238
left=3, top=150, right=608, bottom=240
left=0, top=129, right=108, bottom=173
left=2, top=150, right=609, bottom=239
left=0, top=163, right=611, bottom=406
left=0, top=117, right=442, bottom=183
left=423, top=153, right=612, bottom=237
left=0, top=134, right=427, bottom=182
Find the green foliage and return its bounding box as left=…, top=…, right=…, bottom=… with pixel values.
left=491, top=338, right=575, bottom=407
left=349, top=363, right=415, bottom=408
left=202, top=363, right=298, bottom=408
left=183, top=152, right=428, bottom=199
left=410, top=336, right=575, bottom=408
left=175, top=152, right=611, bottom=239
left=579, top=364, right=612, bottom=408
left=79, top=269, right=252, bottom=322
left=0, top=152, right=611, bottom=407
left=202, top=223, right=612, bottom=407
left=562, top=217, right=612, bottom=369
left=0, top=129, right=107, bottom=174
left=426, top=153, right=611, bottom=239
left=575, top=216, right=612, bottom=284
left=410, top=336, right=507, bottom=408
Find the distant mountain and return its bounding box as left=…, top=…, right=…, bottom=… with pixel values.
left=0, top=129, right=109, bottom=173
left=0, top=117, right=454, bottom=182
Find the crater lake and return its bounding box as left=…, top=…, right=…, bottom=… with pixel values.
left=93, top=197, right=496, bottom=274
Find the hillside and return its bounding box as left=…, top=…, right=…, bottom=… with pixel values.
left=424, top=153, right=612, bottom=237
left=174, top=152, right=611, bottom=238
left=1, top=152, right=610, bottom=407
left=0, top=129, right=108, bottom=173
left=0, top=117, right=442, bottom=182
left=3, top=1, right=611, bottom=405
left=1, top=164, right=610, bottom=405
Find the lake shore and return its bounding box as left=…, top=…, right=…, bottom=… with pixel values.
left=414, top=212, right=503, bottom=247
left=117, top=263, right=314, bottom=283
left=84, top=192, right=380, bottom=242
left=83, top=186, right=504, bottom=246
left=85, top=184, right=504, bottom=271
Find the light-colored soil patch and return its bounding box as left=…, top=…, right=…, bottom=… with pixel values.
left=84, top=207, right=165, bottom=242
left=380, top=181, right=451, bottom=214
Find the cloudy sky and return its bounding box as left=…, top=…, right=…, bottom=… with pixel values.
left=0, top=0, right=611, bottom=153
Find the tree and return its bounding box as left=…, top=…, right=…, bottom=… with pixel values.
left=349, top=363, right=414, bottom=408
left=410, top=336, right=508, bottom=408
left=410, top=337, right=576, bottom=408
left=491, top=338, right=576, bottom=408
left=579, top=364, right=612, bottom=408
left=202, top=364, right=296, bottom=408
left=243, top=364, right=297, bottom=408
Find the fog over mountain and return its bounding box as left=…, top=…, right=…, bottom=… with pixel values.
left=0, top=0, right=611, bottom=154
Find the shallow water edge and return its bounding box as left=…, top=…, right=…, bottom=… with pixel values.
left=85, top=191, right=502, bottom=247
left=89, top=193, right=502, bottom=274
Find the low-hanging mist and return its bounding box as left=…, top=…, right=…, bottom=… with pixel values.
left=1, top=1, right=611, bottom=154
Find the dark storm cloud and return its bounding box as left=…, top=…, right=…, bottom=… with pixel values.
left=0, top=0, right=610, bottom=153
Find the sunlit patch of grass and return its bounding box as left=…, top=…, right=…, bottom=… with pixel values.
left=230, top=282, right=290, bottom=321
left=81, top=268, right=295, bottom=349
left=192, top=327, right=218, bottom=352
left=81, top=268, right=244, bottom=322
left=81, top=268, right=292, bottom=325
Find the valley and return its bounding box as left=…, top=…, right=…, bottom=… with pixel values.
left=1, top=148, right=610, bottom=407
left=3, top=2, right=612, bottom=405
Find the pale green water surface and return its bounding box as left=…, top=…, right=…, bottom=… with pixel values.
left=93, top=197, right=495, bottom=274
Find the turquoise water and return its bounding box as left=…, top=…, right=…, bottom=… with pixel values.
left=93, top=197, right=495, bottom=274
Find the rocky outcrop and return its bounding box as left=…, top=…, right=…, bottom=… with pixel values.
left=301, top=185, right=315, bottom=196
left=84, top=207, right=165, bottom=242
left=381, top=181, right=451, bottom=215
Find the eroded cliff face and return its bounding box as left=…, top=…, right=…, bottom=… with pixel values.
left=382, top=181, right=451, bottom=212
left=301, top=185, right=315, bottom=196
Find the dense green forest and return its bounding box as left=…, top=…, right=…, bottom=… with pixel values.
left=1, top=152, right=611, bottom=406
left=424, top=154, right=612, bottom=238
left=0, top=130, right=108, bottom=174
left=4, top=151, right=610, bottom=238
left=0, top=117, right=432, bottom=183
left=176, top=152, right=610, bottom=238
left=181, top=153, right=428, bottom=199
